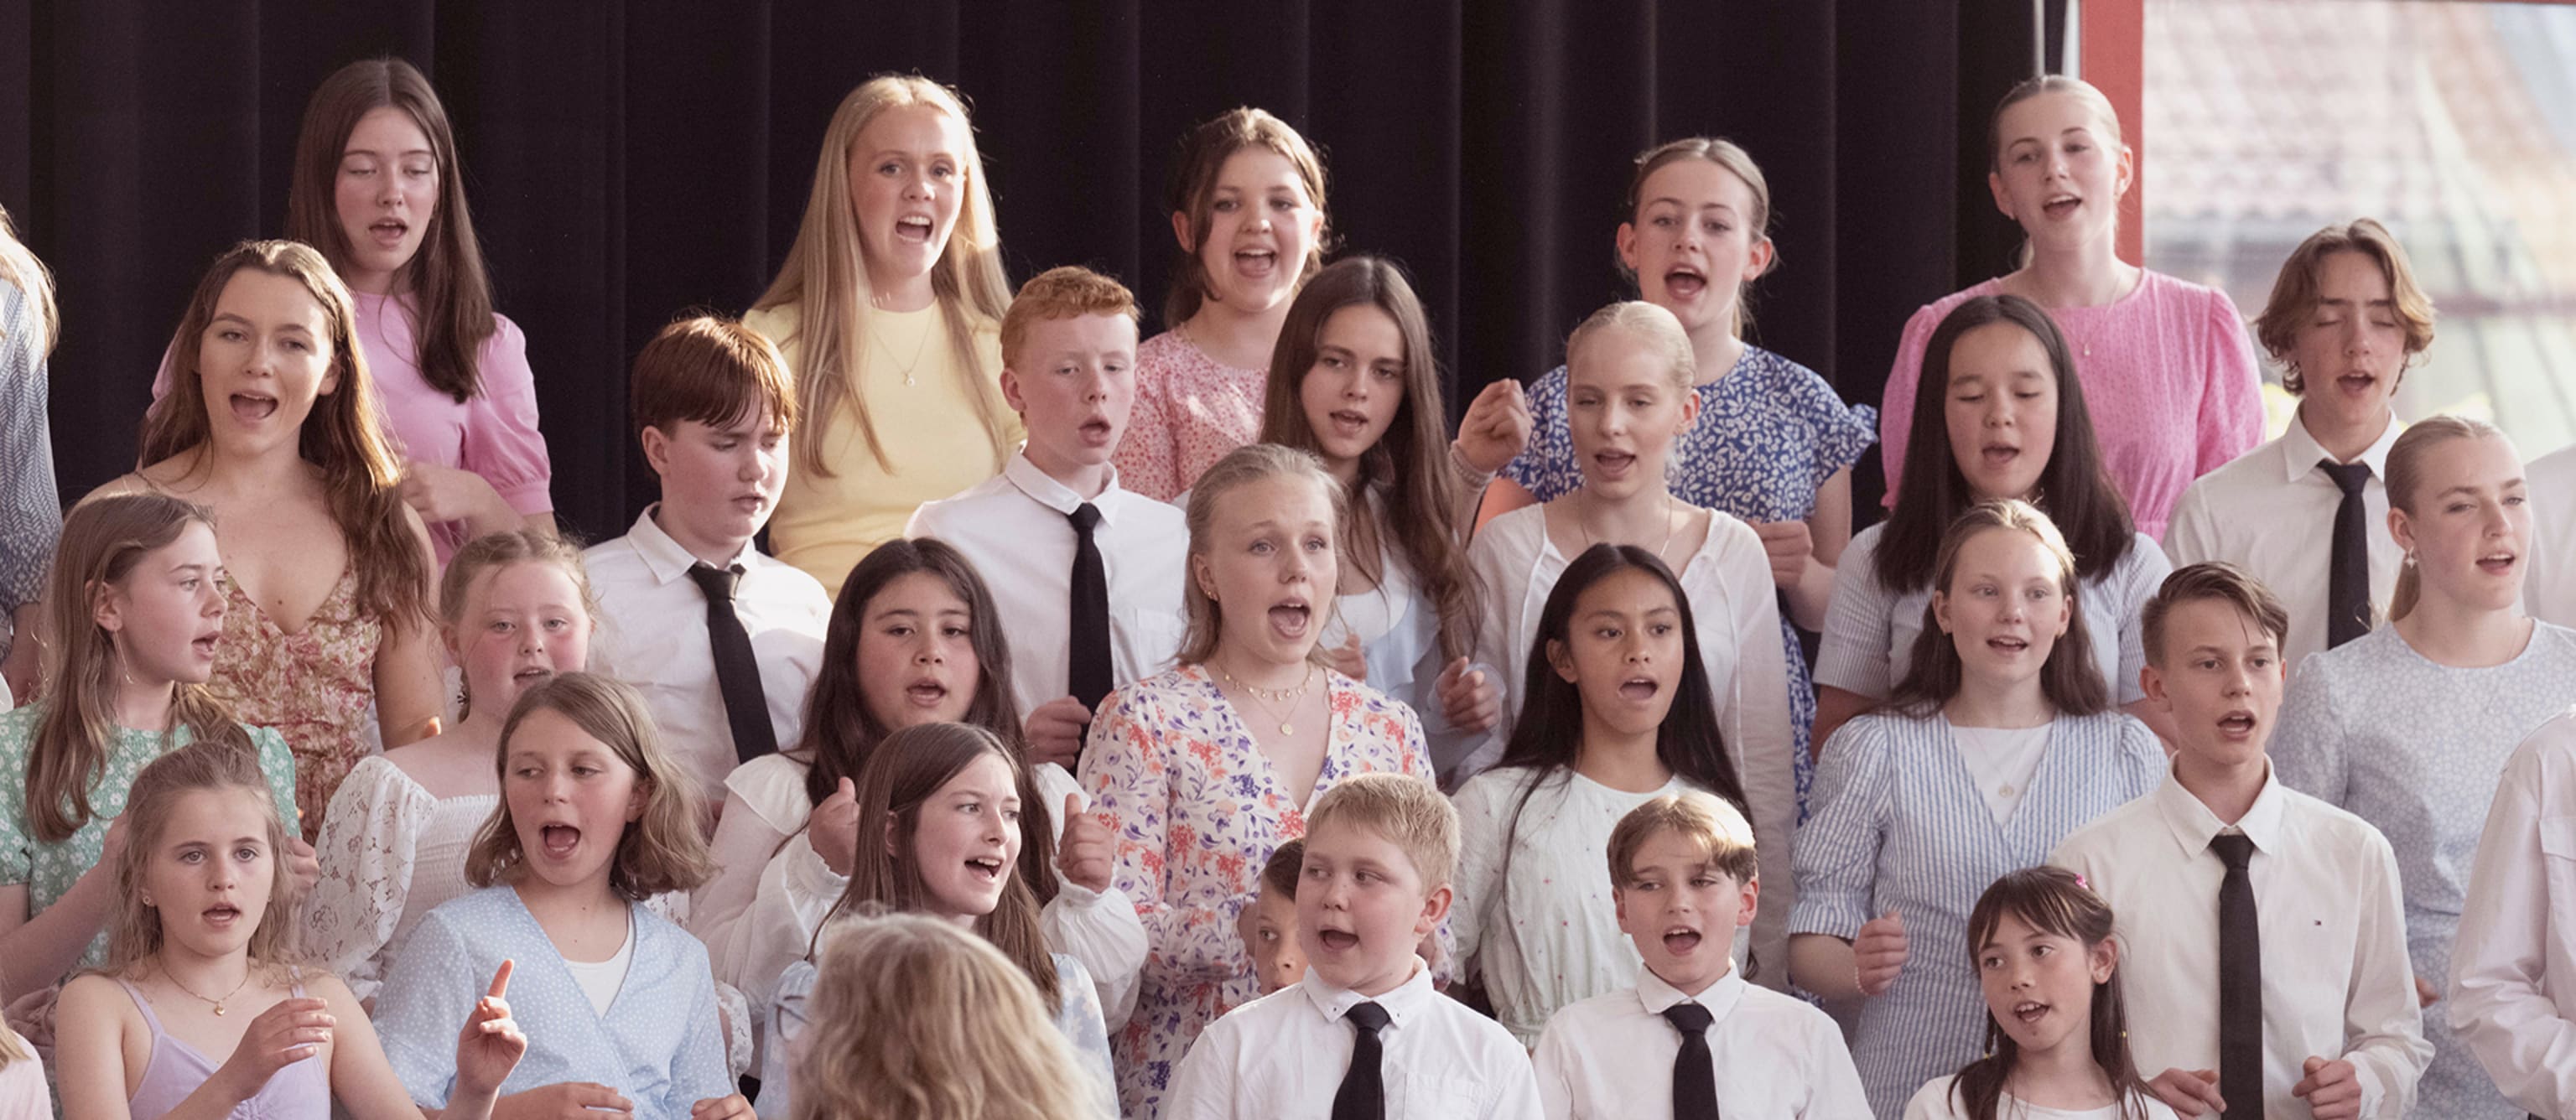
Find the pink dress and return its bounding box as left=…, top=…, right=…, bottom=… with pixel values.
left=1109, top=331, right=1268, bottom=502
left=208, top=569, right=382, bottom=843
left=1877, top=271, right=2262, bottom=537
left=151, top=292, right=553, bottom=563
left=1077, top=665, right=1431, bottom=1120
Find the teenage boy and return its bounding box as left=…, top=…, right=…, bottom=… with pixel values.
left=906, top=266, right=1187, bottom=768
left=585, top=315, right=830, bottom=807
left=1534, top=791, right=1864, bottom=1118
left=1166, top=773, right=1539, bottom=1120
left=2053, top=563, right=2429, bottom=1119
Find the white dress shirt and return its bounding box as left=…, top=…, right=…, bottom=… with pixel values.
left=1464, top=504, right=1797, bottom=993
left=2449, top=709, right=2576, bottom=1117
left=906, top=452, right=1190, bottom=723
left=2523, top=445, right=2576, bottom=630
left=2051, top=763, right=2431, bottom=1119
left=584, top=506, right=831, bottom=803
left=2164, top=410, right=2404, bottom=672
left=1533, top=965, right=1867, bottom=1119
left=1164, top=960, right=1541, bottom=1120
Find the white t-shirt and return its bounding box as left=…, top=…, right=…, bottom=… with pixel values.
left=1950, top=720, right=2056, bottom=827
left=559, top=910, right=636, bottom=1015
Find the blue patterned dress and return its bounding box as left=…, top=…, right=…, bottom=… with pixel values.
left=1498, top=345, right=1876, bottom=816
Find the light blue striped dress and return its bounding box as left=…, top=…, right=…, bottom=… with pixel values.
left=1792, top=708, right=2163, bottom=1119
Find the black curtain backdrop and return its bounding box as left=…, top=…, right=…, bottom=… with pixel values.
left=1, top=1, right=2044, bottom=545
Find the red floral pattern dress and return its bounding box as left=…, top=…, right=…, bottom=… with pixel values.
left=1078, top=664, right=1431, bottom=1119
left=208, top=568, right=382, bottom=843
left=1109, top=330, right=1269, bottom=502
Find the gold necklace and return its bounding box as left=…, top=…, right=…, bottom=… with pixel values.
left=1216, top=661, right=1315, bottom=735
left=869, top=319, right=936, bottom=386
left=1574, top=495, right=1680, bottom=566
left=164, top=965, right=253, bottom=1016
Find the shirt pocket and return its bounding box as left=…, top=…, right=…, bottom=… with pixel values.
left=1392, top=1072, right=1489, bottom=1118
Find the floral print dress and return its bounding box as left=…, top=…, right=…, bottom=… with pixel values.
left=206, top=568, right=381, bottom=842
left=1078, top=664, right=1432, bottom=1120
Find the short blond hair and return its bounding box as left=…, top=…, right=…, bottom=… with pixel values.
left=1606, top=790, right=1758, bottom=889
left=1304, top=772, right=1457, bottom=892
left=1000, top=267, right=1138, bottom=371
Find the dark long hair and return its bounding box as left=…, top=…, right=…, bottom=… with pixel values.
left=284, top=58, right=497, bottom=402
left=1257, top=256, right=1479, bottom=661
left=1883, top=500, right=2110, bottom=718
left=1877, top=294, right=2134, bottom=594
left=1950, top=867, right=2153, bottom=1120
left=1487, top=545, right=1751, bottom=967
left=791, top=539, right=1052, bottom=907
left=813, top=723, right=1062, bottom=1011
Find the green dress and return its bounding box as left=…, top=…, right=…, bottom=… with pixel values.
left=0, top=702, right=300, bottom=974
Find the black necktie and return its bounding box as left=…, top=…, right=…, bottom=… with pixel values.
left=2211, top=832, right=2263, bottom=1116
left=2320, top=459, right=2374, bottom=648
left=687, top=563, right=778, bottom=765
left=1068, top=503, right=1113, bottom=718
left=1331, top=1001, right=1390, bottom=1120
left=1662, top=1001, right=1721, bottom=1120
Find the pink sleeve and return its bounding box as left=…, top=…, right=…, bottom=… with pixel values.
left=2194, top=288, right=2265, bottom=475
left=1877, top=304, right=1945, bottom=508
left=1113, top=368, right=1183, bottom=502
left=458, top=315, right=554, bottom=515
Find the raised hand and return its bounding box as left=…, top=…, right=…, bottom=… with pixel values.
left=1453, top=379, right=1534, bottom=476
left=2294, top=1055, right=2361, bottom=1120
left=455, top=961, right=528, bottom=1101
left=215, top=996, right=332, bottom=1104
left=398, top=463, right=509, bottom=528
left=1024, top=695, right=1094, bottom=770
left=1853, top=909, right=1909, bottom=997
left=1749, top=519, right=1814, bottom=592
left=1057, top=792, right=1114, bottom=894
left=1319, top=634, right=1368, bottom=683
left=1435, top=657, right=1499, bottom=735
left=810, top=777, right=860, bottom=879
left=286, top=836, right=322, bottom=894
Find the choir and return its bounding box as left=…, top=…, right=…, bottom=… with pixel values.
left=5, top=57, right=2574, bottom=1120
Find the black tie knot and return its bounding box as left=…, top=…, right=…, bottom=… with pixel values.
left=1070, top=502, right=1104, bottom=534
left=1344, top=1001, right=1390, bottom=1034
left=2319, top=458, right=2373, bottom=496
left=2210, top=831, right=2257, bottom=870
left=688, top=563, right=742, bottom=603
left=1661, top=1001, right=1714, bottom=1036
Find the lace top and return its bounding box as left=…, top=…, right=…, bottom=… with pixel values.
left=300, top=755, right=498, bottom=1003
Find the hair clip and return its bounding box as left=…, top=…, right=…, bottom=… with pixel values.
left=2074, top=873, right=2090, bottom=890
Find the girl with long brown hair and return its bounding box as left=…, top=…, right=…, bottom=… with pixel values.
left=99, top=239, right=442, bottom=839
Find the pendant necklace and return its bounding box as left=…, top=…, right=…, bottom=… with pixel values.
left=167, top=967, right=252, bottom=1016
left=1218, top=661, right=1315, bottom=736
left=870, top=317, right=936, bottom=386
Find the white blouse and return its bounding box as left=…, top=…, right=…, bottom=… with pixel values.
left=688, top=751, right=1147, bottom=1028
left=1463, top=503, right=1797, bottom=992
left=303, top=755, right=501, bottom=1003
left=1452, top=768, right=1746, bottom=1045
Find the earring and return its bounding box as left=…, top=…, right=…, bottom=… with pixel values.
left=2403, top=552, right=2418, bottom=568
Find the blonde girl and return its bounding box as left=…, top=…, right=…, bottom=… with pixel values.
left=0, top=202, right=56, bottom=702
left=1111, top=107, right=1330, bottom=500
left=0, top=495, right=305, bottom=1001
left=94, top=238, right=443, bottom=837
left=304, top=528, right=595, bottom=1003
left=372, top=673, right=746, bottom=1117
left=1877, top=75, right=2261, bottom=539
left=55, top=740, right=525, bottom=1119
left=747, top=75, right=1021, bottom=589
left=789, top=911, right=1105, bottom=1120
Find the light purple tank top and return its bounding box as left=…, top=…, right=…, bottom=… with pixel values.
left=114, top=975, right=330, bottom=1119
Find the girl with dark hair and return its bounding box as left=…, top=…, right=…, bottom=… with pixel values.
left=691, top=537, right=1143, bottom=1030
left=1816, top=293, right=2171, bottom=752
left=1256, top=254, right=1525, bottom=775
left=757, top=723, right=1114, bottom=1119
left=1902, top=867, right=2175, bottom=1120
left=1791, top=500, right=2163, bottom=1118
left=1450, top=542, right=1749, bottom=1045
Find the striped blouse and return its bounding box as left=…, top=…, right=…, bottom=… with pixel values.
left=1791, top=708, right=2163, bottom=1119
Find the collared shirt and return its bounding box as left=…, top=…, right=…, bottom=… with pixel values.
left=2449, top=710, right=2576, bottom=1118
left=2524, top=444, right=2576, bottom=630
left=2164, top=409, right=2405, bottom=671
left=584, top=506, right=832, bottom=803
left=906, top=451, right=1189, bottom=724
left=1533, top=966, right=1868, bottom=1119
left=1164, top=961, right=1541, bottom=1120
left=2051, top=764, right=2431, bottom=1119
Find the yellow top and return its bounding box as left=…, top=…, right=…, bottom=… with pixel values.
left=745, top=300, right=1021, bottom=594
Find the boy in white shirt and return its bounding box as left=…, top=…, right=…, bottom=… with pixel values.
left=1239, top=837, right=1309, bottom=997
left=584, top=316, right=830, bottom=808
left=2449, top=703, right=2576, bottom=1116
left=2052, top=563, right=2429, bottom=1119
left=1166, top=773, right=1539, bottom=1120
left=906, top=266, right=1187, bottom=768
left=1534, top=790, right=1863, bottom=1118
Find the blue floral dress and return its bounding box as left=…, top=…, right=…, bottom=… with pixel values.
left=1498, top=345, right=1875, bottom=816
